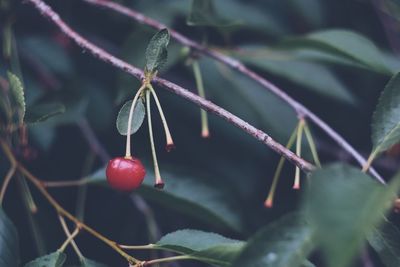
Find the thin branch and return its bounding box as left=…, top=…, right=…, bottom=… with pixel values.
left=58, top=215, right=84, bottom=259
left=0, top=141, right=17, bottom=204
left=25, top=0, right=314, bottom=173
left=82, top=0, right=384, bottom=183
left=0, top=140, right=140, bottom=265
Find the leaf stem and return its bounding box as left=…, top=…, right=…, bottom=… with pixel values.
left=192, top=60, right=209, bottom=138
left=293, top=119, right=305, bottom=190
left=58, top=225, right=80, bottom=253
left=142, top=255, right=192, bottom=266
left=146, top=90, right=164, bottom=188
left=265, top=125, right=298, bottom=208
left=303, top=122, right=322, bottom=168
left=147, top=84, right=174, bottom=151
left=119, top=244, right=156, bottom=250
left=362, top=150, right=378, bottom=173
left=126, top=84, right=146, bottom=158
left=58, top=215, right=84, bottom=259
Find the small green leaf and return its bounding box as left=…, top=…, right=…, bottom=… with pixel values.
left=144, top=29, right=170, bottom=74
left=25, top=103, right=66, bottom=124
left=371, top=72, right=400, bottom=156
left=231, top=213, right=315, bottom=267
left=368, top=221, right=400, bottom=267
left=0, top=209, right=20, bottom=267
left=86, top=166, right=244, bottom=232
left=155, top=229, right=244, bottom=266
left=80, top=257, right=108, bottom=267
left=187, top=0, right=239, bottom=27
left=116, top=98, right=145, bottom=136
left=7, top=71, right=25, bottom=123
left=284, top=29, right=391, bottom=74
left=24, top=251, right=66, bottom=267
left=302, top=164, right=400, bottom=267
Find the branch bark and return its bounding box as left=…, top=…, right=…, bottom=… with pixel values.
left=81, top=0, right=384, bottom=183
left=25, top=0, right=314, bottom=172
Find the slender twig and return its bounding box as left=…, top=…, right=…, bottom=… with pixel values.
left=59, top=226, right=80, bottom=252
left=81, top=0, right=384, bottom=183
left=0, top=141, right=16, bottom=204
left=25, top=0, right=314, bottom=173
left=58, top=215, right=84, bottom=259
left=0, top=163, right=16, bottom=204
left=0, top=140, right=140, bottom=265
left=142, top=255, right=192, bottom=266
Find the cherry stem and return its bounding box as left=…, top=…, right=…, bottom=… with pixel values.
left=17, top=175, right=38, bottom=213
left=192, top=60, right=209, bottom=138
left=146, top=90, right=164, bottom=188
left=125, top=84, right=146, bottom=159
left=147, top=84, right=174, bottom=150
left=0, top=140, right=141, bottom=265
left=303, top=122, right=322, bottom=168
left=293, top=119, right=305, bottom=190
left=58, top=215, right=83, bottom=259
left=265, top=125, right=298, bottom=208
left=58, top=225, right=80, bottom=253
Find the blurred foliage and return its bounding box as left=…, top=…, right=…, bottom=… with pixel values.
left=1, top=0, right=400, bottom=266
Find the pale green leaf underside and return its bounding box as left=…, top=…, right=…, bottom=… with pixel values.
left=303, top=164, right=400, bottom=267
left=145, top=29, right=170, bottom=73
left=116, top=98, right=145, bottom=136
left=7, top=71, right=26, bottom=123
left=371, top=72, right=400, bottom=155
left=25, top=103, right=66, bottom=124
left=156, top=229, right=243, bottom=266
left=24, top=251, right=66, bottom=267
left=231, top=213, right=314, bottom=267
left=0, top=209, right=19, bottom=267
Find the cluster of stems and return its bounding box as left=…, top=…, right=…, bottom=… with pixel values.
left=264, top=118, right=322, bottom=208
left=125, top=74, right=174, bottom=188
left=0, top=139, right=193, bottom=266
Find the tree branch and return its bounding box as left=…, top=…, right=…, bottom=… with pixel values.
left=81, top=0, right=384, bottom=183
left=25, top=0, right=314, bottom=173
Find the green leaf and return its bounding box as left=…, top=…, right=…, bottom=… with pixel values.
left=187, top=0, right=239, bottom=27
left=25, top=251, right=66, bottom=267
left=86, top=166, right=243, bottom=232
left=155, top=229, right=244, bottom=266
left=231, top=213, right=315, bottom=267
left=302, top=164, right=400, bottom=267
left=0, top=209, right=19, bottom=267
left=368, top=221, right=400, bottom=267
left=144, top=29, right=170, bottom=74
left=371, top=72, right=400, bottom=156
left=7, top=71, right=25, bottom=123
left=116, top=98, right=145, bottom=136
left=80, top=257, right=108, bottom=267
left=25, top=103, right=66, bottom=124
left=232, top=47, right=354, bottom=104
left=284, top=29, right=391, bottom=75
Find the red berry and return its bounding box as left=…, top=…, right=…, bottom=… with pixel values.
left=106, top=157, right=146, bottom=192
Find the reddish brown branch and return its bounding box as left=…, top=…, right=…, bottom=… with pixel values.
left=25, top=0, right=314, bottom=172
left=82, top=0, right=384, bottom=183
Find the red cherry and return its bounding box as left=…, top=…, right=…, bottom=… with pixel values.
left=106, top=157, right=146, bottom=192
